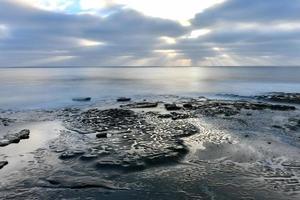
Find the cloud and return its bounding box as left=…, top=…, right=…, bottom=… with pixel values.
left=181, top=0, right=300, bottom=65
left=0, top=0, right=188, bottom=66
left=1, top=0, right=300, bottom=66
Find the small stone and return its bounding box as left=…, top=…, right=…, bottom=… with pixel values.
left=0, top=161, right=8, bottom=169
left=18, top=129, right=30, bottom=139
left=96, top=132, right=107, bottom=138
left=80, top=154, right=98, bottom=161
left=164, top=103, right=181, bottom=111
left=72, top=97, right=91, bottom=102
left=183, top=103, right=193, bottom=109
left=117, top=97, right=131, bottom=102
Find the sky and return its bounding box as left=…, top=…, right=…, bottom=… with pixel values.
left=0, top=0, right=300, bottom=67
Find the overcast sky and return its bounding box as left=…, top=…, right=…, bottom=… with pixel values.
left=1, top=0, right=300, bottom=67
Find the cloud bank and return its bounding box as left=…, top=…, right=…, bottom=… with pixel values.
left=1, top=0, right=300, bottom=67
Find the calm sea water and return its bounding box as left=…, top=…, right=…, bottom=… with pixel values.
left=0, top=67, right=300, bottom=109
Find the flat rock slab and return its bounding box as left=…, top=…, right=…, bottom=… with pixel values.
left=0, top=129, right=30, bottom=147
left=0, top=118, right=16, bottom=127
left=39, top=176, right=122, bottom=190
left=182, top=100, right=296, bottom=117
left=72, top=97, right=91, bottom=102
left=256, top=92, right=300, bottom=104
left=61, top=108, right=199, bottom=171
left=121, top=102, right=158, bottom=108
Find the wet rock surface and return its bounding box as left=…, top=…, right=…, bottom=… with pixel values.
left=121, top=101, right=158, bottom=108
left=62, top=108, right=199, bottom=171
left=117, top=97, right=131, bottom=102
left=180, top=99, right=296, bottom=117
left=1, top=94, right=300, bottom=199
left=0, top=129, right=30, bottom=147
left=0, top=161, right=8, bottom=169
left=256, top=92, right=300, bottom=104
left=164, top=103, right=181, bottom=111
left=72, top=97, right=91, bottom=102
left=38, top=176, right=122, bottom=190
left=0, top=118, right=16, bottom=127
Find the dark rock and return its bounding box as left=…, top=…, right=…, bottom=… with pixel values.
left=0, top=161, right=8, bottom=169
left=121, top=102, right=158, bottom=108
left=63, top=108, right=199, bottom=171
left=170, top=112, right=191, bottom=120
left=0, top=140, right=10, bottom=147
left=42, top=176, right=120, bottom=190
left=158, top=114, right=173, bottom=119
left=165, top=103, right=181, bottom=111
left=80, top=154, right=98, bottom=161
left=269, top=104, right=296, bottom=111
left=256, top=92, right=300, bottom=104
left=72, top=97, right=91, bottom=102
left=190, top=100, right=295, bottom=117
left=59, top=150, right=84, bottom=160
left=183, top=103, right=193, bottom=109
left=0, top=129, right=30, bottom=147
left=96, top=159, right=123, bottom=170
left=18, top=129, right=30, bottom=139
left=0, top=118, right=16, bottom=126
left=96, top=132, right=107, bottom=138
left=117, top=97, right=131, bottom=102
left=272, top=125, right=282, bottom=129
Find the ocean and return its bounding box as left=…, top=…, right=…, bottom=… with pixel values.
left=0, top=66, right=300, bottom=109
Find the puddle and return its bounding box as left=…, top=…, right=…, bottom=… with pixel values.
left=0, top=121, right=62, bottom=178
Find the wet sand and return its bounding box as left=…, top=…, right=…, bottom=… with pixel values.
left=0, top=93, right=300, bottom=199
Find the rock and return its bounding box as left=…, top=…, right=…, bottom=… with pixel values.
left=59, top=150, right=84, bottom=160
left=121, top=102, right=158, bottom=108
left=41, top=176, right=121, bottom=190
left=272, top=125, right=282, bottom=129
left=158, top=114, right=173, bottom=119
left=80, top=154, right=98, bottom=161
left=96, top=132, right=107, bottom=138
left=256, top=92, right=300, bottom=104
left=164, top=103, right=181, bottom=111
left=183, top=103, right=193, bottom=109
left=269, top=104, right=296, bottom=111
left=117, top=97, right=131, bottom=102
left=63, top=108, right=199, bottom=171
left=0, top=139, right=10, bottom=147
left=0, top=118, right=16, bottom=126
left=0, top=129, right=30, bottom=147
left=72, top=97, right=91, bottom=102
left=281, top=118, right=300, bottom=131
left=0, top=161, right=8, bottom=169
left=170, top=112, right=191, bottom=120
left=190, top=100, right=295, bottom=117
left=17, top=129, right=30, bottom=139
left=96, top=159, right=123, bottom=169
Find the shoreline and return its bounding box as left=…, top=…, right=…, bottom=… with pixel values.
left=0, top=92, right=300, bottom=199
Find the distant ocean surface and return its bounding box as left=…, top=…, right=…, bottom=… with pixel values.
left=0, top=66, right=300, bottom=109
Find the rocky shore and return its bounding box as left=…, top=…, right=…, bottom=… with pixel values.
left=0, top=93, right=300, bottom=199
